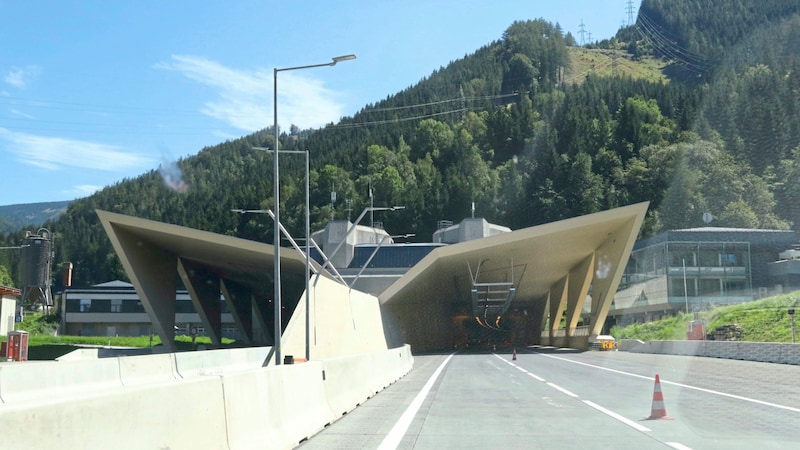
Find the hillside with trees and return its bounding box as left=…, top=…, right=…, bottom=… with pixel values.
left=2, top=0, right=800, bottom=289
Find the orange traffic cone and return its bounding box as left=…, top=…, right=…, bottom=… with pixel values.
left=645, top=374, right=672, bottom=420
left=512, top=348, right=517, bottom=360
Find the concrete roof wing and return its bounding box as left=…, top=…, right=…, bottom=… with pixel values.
left=379, top=202, right=649, bottom=306
left=96, top=210, right=315, bottom=288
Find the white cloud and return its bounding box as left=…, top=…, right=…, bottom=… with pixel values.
left=156, top=55, right=345, bottom=131
left=67, top=185, right=103, bottom=198
left=4, top=66, right=40, bottom=89
left=0, top=128, right=153, bottom=171
left=9, top=109, right=34, bottom=119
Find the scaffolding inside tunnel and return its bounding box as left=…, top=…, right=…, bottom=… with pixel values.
left=468, top=257, right=518, bottom=329
left=471, top=282, right=516, bottom=321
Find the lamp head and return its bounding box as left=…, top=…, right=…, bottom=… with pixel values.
left=331, top=54, right=357, bottom=65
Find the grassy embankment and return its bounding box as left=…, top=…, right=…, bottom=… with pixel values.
left=611, top=292, right=800, bottom=342
left=2, top=312, right=237, bottom=360
left=565, top=46, right=668, bottom=85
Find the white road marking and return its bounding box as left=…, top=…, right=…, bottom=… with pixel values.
left=527, top=372, right=546, bottom=382
left=547, top=382, right=579, bottom=398
left=493, top=353, right=548, bottom=381
left=583, top=400, right=651, bottom=432
left=495, top=353, right=649, bottom=435
left=377, top=353, right=455, bottom=450
left=666, top=442, right=694, bottom=450
left=537, top=352, right=800, bottom=414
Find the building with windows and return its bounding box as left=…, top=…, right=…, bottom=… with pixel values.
left=611, top=227, right=798, bottom=326
left=59, top=280, right=239, bottom=339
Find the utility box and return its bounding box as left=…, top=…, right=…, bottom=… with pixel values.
left=686, top=320, right=706, bottom=340
left=6, top=330, right=29, bottom=361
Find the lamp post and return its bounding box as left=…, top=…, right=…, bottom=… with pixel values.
left=252, top=147, right=311, bottom=361
left=272, top=54, right=355, bottom=366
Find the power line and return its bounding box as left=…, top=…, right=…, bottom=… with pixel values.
left=328, top=92, right=520, bottom=130
left=635, top=11, right=711, bottom=74
left=360, top=93, right=517, bottom=114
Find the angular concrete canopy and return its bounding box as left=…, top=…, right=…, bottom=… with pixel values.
left=96, top=202, right=647, bottom=354
left=378, top=202, right=649, bottom=351
left=97, top=209, right=326, bottom=352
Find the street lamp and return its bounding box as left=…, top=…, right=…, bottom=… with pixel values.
left=252, top=147, right=311, bottom=361
left=272, top=54, right=355, bottom=366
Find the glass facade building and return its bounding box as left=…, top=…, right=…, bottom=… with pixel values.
left=611, top=228, right=797, bottom=326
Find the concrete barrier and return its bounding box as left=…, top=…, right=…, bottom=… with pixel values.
left=379, top=345, right=413, bottom=385
left=322, top=345, right=413, bottom=417
left=221, top=367, right=289, bottom=449
left=174, top=346, right=271, bottom=378
left=281, top=363, right=338, bottom=446
left=323, top=353, right=378, bottom=416
left=0, top=345, right=414, bottom=449
left=55, top=347, right=100, bottom=360
left=0, top=358, right=122, bottom=404
left=0, top=377, right=229, bottom=450
left=118, top=352, right=179, bottom=386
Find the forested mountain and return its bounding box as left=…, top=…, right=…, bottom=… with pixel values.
left=0, top=201, right=70, bottom=234
left=2, top=0, right=800, bottom=289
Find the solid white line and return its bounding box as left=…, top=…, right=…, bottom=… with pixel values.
left=537, top=352, right=800, bottom=414
left=527, top=372, right=546, bottom=382
left=546, top=382, right=579, bottom=398
left=377, top=353, right=455, bottom=450
left=583, top=400, right=651, bottom=432
left=666, top=442, right=693, bottom=450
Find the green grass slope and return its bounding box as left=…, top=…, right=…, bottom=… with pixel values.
left=612, top=292, right=800, bottom=342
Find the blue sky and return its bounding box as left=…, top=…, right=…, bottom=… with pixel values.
left=0, top=0, right=639, bottom=206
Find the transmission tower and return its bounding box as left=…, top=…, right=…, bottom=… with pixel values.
left=626, top=0, right=636, bottom=25
left=578, top=20, right=587, bottom=46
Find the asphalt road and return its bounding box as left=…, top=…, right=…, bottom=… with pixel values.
left=300, top=347, right=800, bottom=449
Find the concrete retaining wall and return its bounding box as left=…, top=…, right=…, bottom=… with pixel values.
left=542, top=335, right=590, bottom=350
left=619, top=339, right=800, bottom=365
left=0, top=344, right=413, bottom=450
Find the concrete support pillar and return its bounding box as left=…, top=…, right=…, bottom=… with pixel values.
left=252, top=293, right=273, bottom=346
left=566, top=253, right=595, bottom=336
left=540, top=292, right=550, bottom=338
left=178, top=258, right=222, bottom=346
left=590, top=218, right=639, bottom=337
left=221, top=280, right=254, bottom=345
left=549, top=276, right=568, bottom=337
left=109, top=226, right=178, bottom=352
